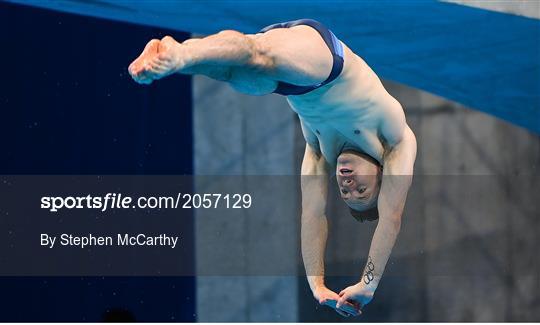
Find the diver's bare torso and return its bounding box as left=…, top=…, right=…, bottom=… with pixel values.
left=245, top=34, right=406, bottom=169
left=288, top=43, right=405, bottom=169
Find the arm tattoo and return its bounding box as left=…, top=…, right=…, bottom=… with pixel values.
left=363, top=256, right=375, bottom=285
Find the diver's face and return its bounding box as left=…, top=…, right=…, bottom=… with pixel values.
left=336, top=151, right=382, bottom=211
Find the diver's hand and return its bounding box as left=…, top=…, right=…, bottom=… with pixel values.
left=313, top=285, right=361, bottom=317
left=128, top=36, right=186, bottom=85
left=336, top=282, right=375, bottom=312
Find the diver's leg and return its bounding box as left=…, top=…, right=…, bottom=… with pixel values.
left=128, top=26, right=333, bottom=95
left=128, top=32, right=276, bottom=95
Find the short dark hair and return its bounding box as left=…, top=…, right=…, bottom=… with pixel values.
left=349, top=206, right=378, bottom=222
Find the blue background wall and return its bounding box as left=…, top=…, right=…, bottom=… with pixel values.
left=0, top=2, right=195, bottom=321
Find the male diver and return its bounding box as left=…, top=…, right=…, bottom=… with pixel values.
left=128, top=19, right=417, bottom=317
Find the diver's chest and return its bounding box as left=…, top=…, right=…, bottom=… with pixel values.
left=302, top=118, right=383, bottom=163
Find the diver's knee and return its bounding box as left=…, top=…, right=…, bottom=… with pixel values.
left=216, top=29, right=243, bottom=38
left=160, top=35, right=178, bottom=44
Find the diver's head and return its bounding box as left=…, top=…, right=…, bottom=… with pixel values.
left=336, top=149, right=382, bottom=222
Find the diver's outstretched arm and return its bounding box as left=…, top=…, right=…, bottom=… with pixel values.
left=337, top=126, right=417, bottom=311
left=300, top=144, right=361, bottom=317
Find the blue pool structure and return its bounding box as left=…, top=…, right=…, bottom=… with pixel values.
left=6, top=0, right=540, bottom=133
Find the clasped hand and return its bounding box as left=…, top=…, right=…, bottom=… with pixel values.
left=313, top=283, right=374, bottom=317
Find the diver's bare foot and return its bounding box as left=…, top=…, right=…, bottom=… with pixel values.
left=128, top=36, right=186, bottom=85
